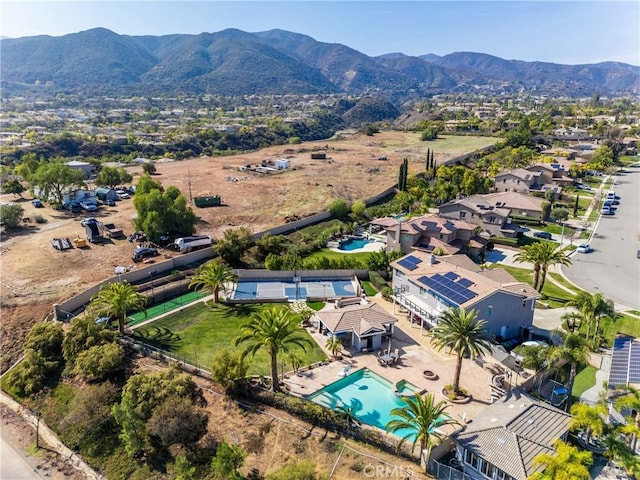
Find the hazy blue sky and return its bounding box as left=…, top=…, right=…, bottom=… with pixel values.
left=2, top=1, right=639, bottom=65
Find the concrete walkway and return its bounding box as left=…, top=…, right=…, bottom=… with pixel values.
left=579, top=353, right=611, bottom=405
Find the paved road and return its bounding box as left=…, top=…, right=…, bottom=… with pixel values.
left=562, top=169, right=640, bottom=310
left=0, top=433, right=41, bottom=480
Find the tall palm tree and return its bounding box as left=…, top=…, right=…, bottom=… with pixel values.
left=548, top=331, right=589, bottom=409
left=189, top=259, right=238, bottom=304
left=529, top=440, right=592, bottom=480
left=88, top=281, right=147, bottom=335
left=569, top=402, right=607, bottom=445
left=233, top=307, right=312, bottom=392
left=431, top=307, right=492, bottom=395
left=386, top=393, right=459, bottom=458
left=566, top=292, right=616, bottom=341
left=514, top=243, right=543, bottom=290
left=534, top=242, right=572, bottom=292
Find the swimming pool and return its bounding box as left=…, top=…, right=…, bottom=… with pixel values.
left=307, top=368, right=425, bottom=438
left=232, top=279, right=356, bottom=301
left=338, top=237, right=372, bottom=251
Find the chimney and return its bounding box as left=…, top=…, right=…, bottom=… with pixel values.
left=395, top=221, right=402, bottom=246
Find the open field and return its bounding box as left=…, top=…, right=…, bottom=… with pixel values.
left=0, top=132, right=497, bottom=310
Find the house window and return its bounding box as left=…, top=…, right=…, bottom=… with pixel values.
left=396, top=270, right=404, bottom=278
left=517, top=179, right=520, bottom=184
left=460, top=212, right=466, bottom=218
left=487, top=305, right=493, bottom=316
left=464, top=449, right=479, bottom=469
left=502, top=179, right=506, bottom=183
left=481, top=460, right=495, bottom=478
left=522, top=299, right=526, bottom=308
left=531, top=300, right=535, bottom=311
left=439, top=234, right=443, bottom=240
left=419, top=287, right=427, bottom=295
left=489, top=216, right=496, bottom=223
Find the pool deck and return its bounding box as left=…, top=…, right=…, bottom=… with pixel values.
left=286, top=296, right=531, bottom=426
left=327, top=239, right=387, bottom=254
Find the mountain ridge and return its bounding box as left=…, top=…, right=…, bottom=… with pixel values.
left=2, top=27, right=638, bottom=98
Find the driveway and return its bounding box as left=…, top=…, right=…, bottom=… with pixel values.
left=562, top=170, right=640, bottom=310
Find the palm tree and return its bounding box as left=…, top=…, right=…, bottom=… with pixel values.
left=534, top=242, right=572, bottom=292
left=431, top=307, right=492, bottom=395
left=325, top=336, right=343, bottom=360
left=569, top=402, right=607, bottom=445
left=88, top=281, right=147, bottom=335
left=560, top=311, right=583, bottom=334
left=548, top=331, right=589, bottom=409
left=615, top=386, right=640, bottom=452
left=529, top=440, right=592, bottom=480
left=233, top=307, right=312, bottom=392
left=189, top=259, right=238, bottom=304
left=386, top=393, right=459, bottom=459
left=514, top=243, right=543, bottom=290
left=336, top=399, right=362, bottom=429
left=566, top=292, right=616, bottom=341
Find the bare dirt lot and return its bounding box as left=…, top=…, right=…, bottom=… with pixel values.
left=0, top=131, right=496, bottom=478
left=1, top=132, right=496, bottom=315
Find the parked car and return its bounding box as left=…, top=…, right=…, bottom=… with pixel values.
left=576, top=243, right=593, bottom=253
left=601, top=206, right=615, bottom=215
left=116, top=189, right=130, bottom=199
left=575, top=184, right=592, bottom=191
left=65, top=202, right=82, bottom=213
left=104, top=199, right=116, bottom=207
left=32, top=199, right=44, bottom=208
left=533, top=231, right=553, bottom=240
left=132, top=246, right=159, bottom=262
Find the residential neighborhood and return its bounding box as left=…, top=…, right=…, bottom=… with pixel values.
left=2, top=8, right=640, bottom=480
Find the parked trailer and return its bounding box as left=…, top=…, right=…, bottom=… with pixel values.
left=173, top=235, right=212, bottom=253
left=194, top=195, right=221, bottom=207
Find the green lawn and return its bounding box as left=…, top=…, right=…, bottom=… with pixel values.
left=361, top=280, right=378, bottom=297
left=543, top=223, right=576, bottom=237
left=572, top=365, right=597, bottom=399
left=302, top=248, right=373, bottom=264
left=493, top=264, right=572, bottom=308
left=597, top=313, right=640, bottom=344
left=132, top=303, right=327, bottom=376
left=548, top=272, right=585, bottom=295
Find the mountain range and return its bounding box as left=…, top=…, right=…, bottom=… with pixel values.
left=2, top=27, right=639, bottom=99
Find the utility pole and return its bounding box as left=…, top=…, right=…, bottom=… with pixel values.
left=187, top=169, right=193, bottom=203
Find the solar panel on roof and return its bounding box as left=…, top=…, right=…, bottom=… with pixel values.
left=457, top=278, right=474, bottom=288
left=405, top=255, right=422, bottom=265
left=609, top=336, right=640, bottom=388
left=443, top=272, right=459, bottom=281
left=397, top=258, right=418, bottom=271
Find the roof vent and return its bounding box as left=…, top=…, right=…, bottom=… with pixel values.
left=497, top=437, right=506, bottom=445
left=527, top=419, right=535, bottom=425
left=490, top=417, right=498, bottom=423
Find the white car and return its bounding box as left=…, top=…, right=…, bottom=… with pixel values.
left=116, top=191, right=130, bottom=199
left=577, top=244, right=593, bottom=253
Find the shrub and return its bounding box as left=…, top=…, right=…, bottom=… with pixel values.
left=368, top=271, right=387, bottom=290
left=34, top=214, right=47, bottom=224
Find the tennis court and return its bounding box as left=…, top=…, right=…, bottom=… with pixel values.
left=232, top=278, right=357, bottom=301
left=127, top=290, right=207, bottom=326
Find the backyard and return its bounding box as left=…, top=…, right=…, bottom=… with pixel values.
left=131, top=302, right=327, bottom=375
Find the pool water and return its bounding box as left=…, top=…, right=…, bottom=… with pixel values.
left=307, top=368, right=426, bottom=438
left=338, top=237, right=371, bottom=251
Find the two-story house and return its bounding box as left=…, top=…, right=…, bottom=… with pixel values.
left=390, top=251, right=539, bottom=340
left=438, top=192, right=545, bottom=237
left=451, top=392, right=572, bottom=480
left=371, top=214, right=488, bottom=257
